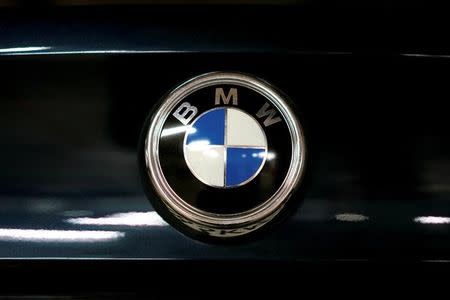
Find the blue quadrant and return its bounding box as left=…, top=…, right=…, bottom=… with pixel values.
left=226, top=148, right=266, bottom=187
left=186, top=108, right=225, bottom=146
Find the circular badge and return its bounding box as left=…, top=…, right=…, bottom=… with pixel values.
left=141, top=72, right=306, bottom=240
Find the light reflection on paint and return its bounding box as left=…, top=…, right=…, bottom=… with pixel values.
left=0, top=46, right=51, bottom=53
left=0, top=228, right=124, bottom=242
left=335, top=213, right=369, bottom=222
left=1, top=49, right=183, bottom=55
left=402, top=53, right=450, bottom=59
left=66, top=211, right=167, bottom=227
left=414, top=216, right=450, bottom=224
left=161, top=126, right=196, bottom=137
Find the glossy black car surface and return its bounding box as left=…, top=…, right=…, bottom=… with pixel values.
left=1, top=1, right=450, bottom=297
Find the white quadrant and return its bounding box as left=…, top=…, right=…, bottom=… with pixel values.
left=226, top=108, right=267, bottom=147
left=184, top=145, right=225, bottom=187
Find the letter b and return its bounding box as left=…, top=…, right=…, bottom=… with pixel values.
left=173, top=102, right=198, bottom=125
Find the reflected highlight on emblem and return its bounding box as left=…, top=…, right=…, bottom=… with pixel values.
left=161, top=125, right=197, bottom=137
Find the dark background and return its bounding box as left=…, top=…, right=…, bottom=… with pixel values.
left=1, top=1, right=450, bottom=296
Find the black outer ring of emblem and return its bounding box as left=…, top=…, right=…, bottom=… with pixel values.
left=138, top=72, right=307, bottom=243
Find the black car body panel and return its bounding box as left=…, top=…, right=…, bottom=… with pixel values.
left=0, top=2, right=450, bottom=295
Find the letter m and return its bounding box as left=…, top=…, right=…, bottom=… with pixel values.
left=215, top=88, right=238, bottom=105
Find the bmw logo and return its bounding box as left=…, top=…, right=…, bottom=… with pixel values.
left=140, top=72, right=306, bottom=241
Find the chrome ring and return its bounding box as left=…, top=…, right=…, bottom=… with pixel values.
left=144, top=72, right=306, bottom=234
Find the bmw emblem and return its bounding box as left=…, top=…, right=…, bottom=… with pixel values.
left=140, top=72, right=306, bottom=241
